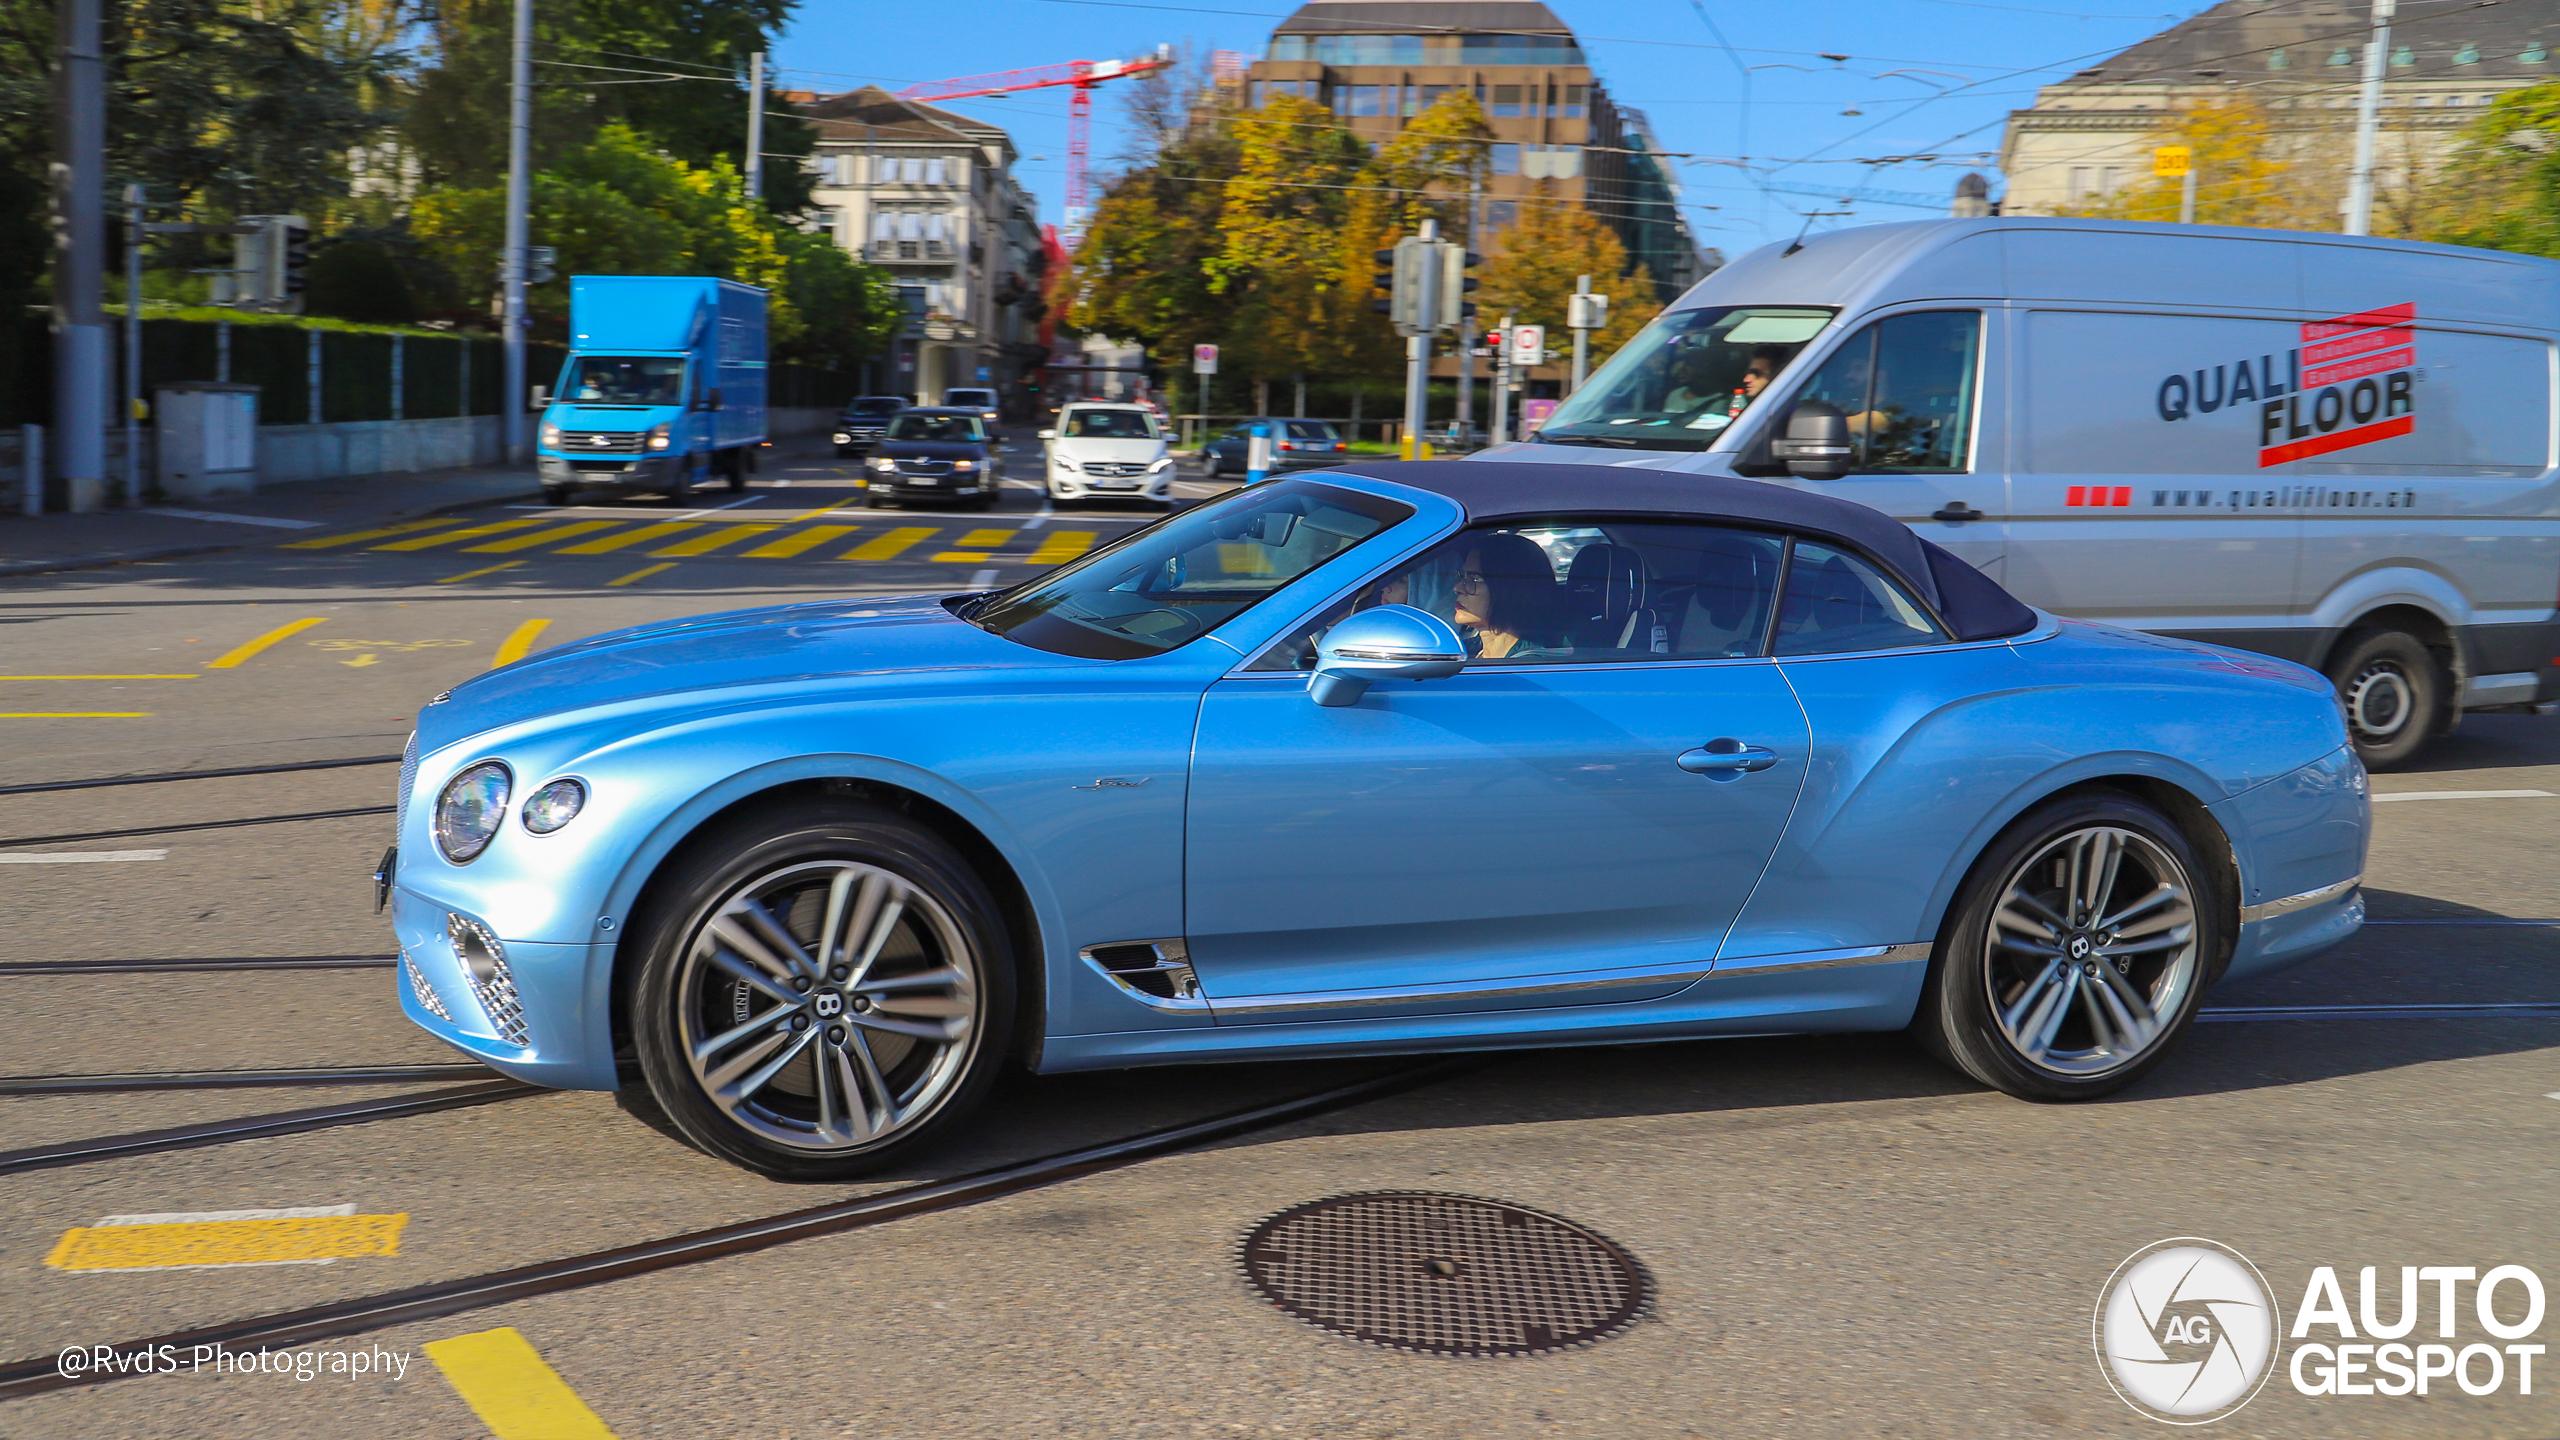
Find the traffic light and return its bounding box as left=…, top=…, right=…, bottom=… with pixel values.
left=1439, top=247, right=1481, bottom=328
left=527, top=245, right=558, bottom=285
left=281, top=222, right=311, bottom=297
left=1370, top=247, right=1396, bottom=317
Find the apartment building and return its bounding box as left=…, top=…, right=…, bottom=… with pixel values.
left=2000, top=0, right=2560, bottom=217
left=796, top=87, right=1047, bottom=405
left=1243, top=0, right=1706, bottom=299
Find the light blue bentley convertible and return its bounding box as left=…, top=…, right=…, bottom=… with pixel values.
left=387, top=463, right=2367, bottom=1178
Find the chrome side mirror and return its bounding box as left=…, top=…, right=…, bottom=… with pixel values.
left=1309, top=604, right=1467, bottom=707
left=1037, top=428, right=1057, bottom=440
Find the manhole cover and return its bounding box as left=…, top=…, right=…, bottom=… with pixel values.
left=1237, top=1191, right=1650, bottom=1357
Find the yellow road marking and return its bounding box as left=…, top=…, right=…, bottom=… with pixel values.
left=844, top=527, right=937, bottom=561
left=280, top=519, right=464, bottom=550
left=1026, top=531, right=1099, bottom=565
left=438, top=561, right=526, bottom=584
left=0, top=675, right=196, bottom=680
left=802, top=497, right=860, bottom=518
left=0, top=712, right=152, bottom=718
left=372, top=517, right=549, bottom=551
left=740, top=524, right=858, bottom=558
left=205, top=616, right=327, bottom=669
left=652, top=525, right=779, bottom=557
left=607, top=562, right=677, bottom=587
left=464, top=521, right=623, bottom=553
left=427, top=1328, right=619, bottom=1440
left=491, top=618, right=554, bottom=668
left=556, top=522, right=696, bottom=555
left=45, top=1215, right=407, bottom=1271
left=931, top=526, right=1018, bottom=561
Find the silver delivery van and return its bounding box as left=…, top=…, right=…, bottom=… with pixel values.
left=1478, top=217, right=2560, bottom=766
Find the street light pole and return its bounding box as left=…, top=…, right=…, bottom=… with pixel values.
left=1455, top=183, right=1480, bottom=447
left=744, top=50, right=765, bottom=202
left=2343, top=0, right=2396, bottom=236
left=124, top=183, right=144, bottom=504
left=51, top=0, right=109, bottom=513
left=1569, top=272, right=1591, bottom=395
left=500, top=0, right=532, bottom=464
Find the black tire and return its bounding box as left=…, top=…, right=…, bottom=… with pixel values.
left=628, top=799, right=1016, bottom=1180
left=668, top=458, right=695, bottom=504
left=722, top=450, right=747, bottom=493
left=2327, top=627, right=2441, bottom=769
left=541, top=486, right=572, bottom=507
left=1913, top=792, right=2219, bottom=1102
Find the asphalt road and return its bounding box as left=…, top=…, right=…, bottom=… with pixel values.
left=1, top=448, right=2554, bottom=1438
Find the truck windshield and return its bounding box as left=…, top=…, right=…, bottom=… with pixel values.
left=1531, top=306, right=1837, bottom=451
left=968, top=479, right=1412, bottom=661
left=562, top=357, right=686, bottom=407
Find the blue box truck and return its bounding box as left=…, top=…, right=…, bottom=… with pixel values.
left=535, top=276, right=768, bottom=505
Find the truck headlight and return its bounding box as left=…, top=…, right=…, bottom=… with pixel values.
left=539, top=420, right=561, bottom=449
left=646, top=422, right=673, bottom=451
left=434, top=762, right=511, bottom=863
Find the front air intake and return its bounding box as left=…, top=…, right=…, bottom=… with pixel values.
left=403, top=949, right=453, bottom=1022
left=446, top=913, right=529, bottom=1046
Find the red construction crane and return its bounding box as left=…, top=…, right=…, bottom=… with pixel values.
left=897, top=46, right=1172, bottom=246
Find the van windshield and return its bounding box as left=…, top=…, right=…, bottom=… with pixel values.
left=1532, top=306, right=1836, bottom=451
left=562, top=356, right=686, bottom=407
left=1064, top=410, right=1157, bottom=439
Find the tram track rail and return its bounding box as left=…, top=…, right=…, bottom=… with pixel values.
left=0, top=1079, right=537, bottom=1178
left=0, top=755, right=401, bottom=798
left=0, top=806, right=393, bottom=850
left=0, top=954, right=395, bottom=977
left=0, top=1057, right=1481, bottom=1401
left=0, top=1064, right=499, bottom=1097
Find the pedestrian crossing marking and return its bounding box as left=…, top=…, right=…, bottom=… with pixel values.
left=557, top=522, right=696, bottom=555
left=740, top=524, right=858, bottom=559
left=654, top=525, right=780, bottom=557
left=282, top=519, right=465, bottom=549
left=1026, top=531, right=1098, bottom=565
left=844, top=527, right=937, bottom=561
left=930, top=527, right=1019, bottom=562
left=374, top=517, right=551, bottom=551
left=607, top=562, right=677, bottom=587
left=464, top=521, right=622, bottom=553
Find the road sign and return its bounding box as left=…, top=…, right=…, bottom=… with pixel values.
left=1567, top=292, right=1608, bottom=331
left=1509, top=325, right=1546, bottom=366
left=1192, top=343, right=1218, bottom=375
left=2153, top=146, right=2192, bottom=178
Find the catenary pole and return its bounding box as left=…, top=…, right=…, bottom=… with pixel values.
left=1455, top=183, right=1479, bottom=446
left=51, top=0, right=109, bottom=513
left=500, top=0, right=532, bottom=463
left=745, top=51, right=765, bottom=202
left=2343, top=0, right=2395, bottom=236
left=124, top=183, right=143, bottom=504
left=1402, top=219, right=1440, bottom=461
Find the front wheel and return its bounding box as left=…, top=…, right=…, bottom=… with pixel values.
left=1915, top=793, right=2219, bottom=1102
left=721, top=450, right=748, bottom=493
left=2328, top=628, right=2441, bottom=769
left=628, top=801, right=1016, bottom=1180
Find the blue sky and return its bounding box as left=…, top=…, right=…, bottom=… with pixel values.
left=776, top=0, right=2211, bottom=257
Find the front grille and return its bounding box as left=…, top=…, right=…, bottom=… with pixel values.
left=447, top=913, right=530, bottom=1046
left=568, top=460, right=630, bottom=472
left=404, top=951, right=453, bottom=1022
left=1084, top=462, right=1148, bottom=478
left=556, top=430, right=647, bottom=454
left=395, top=732, right=418, bottom=836
left=895, top=459, right=954, bottom=475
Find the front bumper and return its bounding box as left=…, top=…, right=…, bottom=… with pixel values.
left=540, top=453, right=681, bottom=489
left=2212, top=744, right=2369, bottom=985
left=391, top=886, right=619, bottom=1090
left=1048, top=468, right=1172, bottom=499
left=864, top=473, right=990, bottom=499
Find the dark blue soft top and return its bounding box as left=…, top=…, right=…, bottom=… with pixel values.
left=1334, top=460, right=2039, bottom=643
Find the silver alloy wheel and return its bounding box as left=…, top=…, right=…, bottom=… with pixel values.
left=2346, top=659, right=2414, bottom=740
left=1983, top=826, right=2199, bottom=1077
left=675, top=860, right=980, bottom=1152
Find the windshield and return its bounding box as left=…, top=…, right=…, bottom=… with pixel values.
left=970, top=479, right=1414, bottom=660
left=845, top=398, right=903, bottom=417
left=1063, top=410, right=1157, bottom=440
left=945, top=389, right=996, bottom=407
left=886, top=413, right=986, bottom=443
left=561, top=356, right=686, bottom=407
left=1533, top=306, right=1837, bottom=451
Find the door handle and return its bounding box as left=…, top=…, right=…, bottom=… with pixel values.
left=1677, top=741, right=1779, bottom=777
left=1931, top=501, right=1983, bottom=524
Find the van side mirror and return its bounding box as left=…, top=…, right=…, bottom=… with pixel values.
left=1772, top=401, right=1854, bottom=480
left=529, top=385, right=548, bottom=411
left=1309, top=604, right=1467, bottom=708
left=1037, top=428, right=1056, bottom=440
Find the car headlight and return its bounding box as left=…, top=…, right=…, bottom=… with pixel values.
left=521, top=777, right=587, bottom=834
left=869, top=456, right=898, bottom=471
left=953, top=459, right=975, bottom=471
left=539, top=421, right=561, bottom=449
left=1149, top=457, right=1174, bottom=471
left=434, top=762, right=511, bottom=863
left=646, top=422, right=672, bottom=451
left=1054, top=456, right=1079, bottom=472
left=832, top=432, right=852, bottom=445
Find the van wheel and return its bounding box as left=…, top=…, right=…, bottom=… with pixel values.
left=1914, top=792, right=2218, bottom=1102
left=2328, top=628, right=2440, bottom=769
left=541, top=486, right=572, bottom=507
left=722, top=451, right=747, bottom=494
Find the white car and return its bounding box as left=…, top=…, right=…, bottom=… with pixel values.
left=1042, top=403, right=1176, bottom=507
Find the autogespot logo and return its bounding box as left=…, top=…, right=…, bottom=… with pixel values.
left=2095, top=1238, right=2282, bottom=1424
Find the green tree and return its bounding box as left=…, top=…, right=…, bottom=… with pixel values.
left=1063, top=84, right=1245, bottom=377
left=1475, top=179, right=1653, bottom=359
left=2422, top=81, right=2560, bottom=256
left=1203, top=94, right=1367, bottom=406
left=1324, top=90, right=1492, bottom=383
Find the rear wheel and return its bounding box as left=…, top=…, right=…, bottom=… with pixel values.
left=721, top=449, right=748, bottom=493
left=628, top=801, right=1015, bottom=1180
left=541, top=486, right=572, bottom=507
left=1915, top=793, right=2218, bottom=1102
left=2328, top=627, right=2441, bottom=769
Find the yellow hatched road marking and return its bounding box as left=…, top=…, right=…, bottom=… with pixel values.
left=44, top=1215, right=407, bottom=1271
left=427, top=1328, right=620, bottom=1440
left=843, top=527, right=937, bottom=561
left=372, top=518, right=549, bottom=551
left=803, top=496, right=860, bottom=518
left=740, top=524, right=858, bottom=558
left=556, top=522, right=695, bottom=555
left=438, top=561, right=525, bottom=584
left=490, top=618, right=554, bottom=668
left=652, top=525, right=779, bottom=557
left=205, top=616, right=326, bottom=669
left=280, top=518, right=464, bottom=549
left=464, top=521, right=623, bottom=553
left=1026, top=531, right=1099, bottom=565
left=928, top=526, right=1020, bottom=562
left=607, top=562, right=677, bottom=587
left=0, top=675, right=196, bottom=680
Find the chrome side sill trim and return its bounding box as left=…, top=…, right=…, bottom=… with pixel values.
left=1710, top=941, right=1933, bottom=976
left=1205, top=958, right=1714, bottom=1017
left=2239, top=876, right=2361, bottom=924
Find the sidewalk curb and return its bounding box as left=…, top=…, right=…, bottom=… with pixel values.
left=0, top=487, right=545, bottom=582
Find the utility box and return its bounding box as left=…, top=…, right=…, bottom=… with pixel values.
left=156, top=382, right=259, bottom=500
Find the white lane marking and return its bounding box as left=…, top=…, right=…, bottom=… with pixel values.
left=969, top=568, right=998, bottom=588
left=2364, top=918, right=2560, bottom=926
left=675, top=495, right=766, bottom=519
left=149, top=509, right=323, bottom=529
left=0, top=849, right=168, bottom=864
left=2371, top=789, right=2556, bottom=803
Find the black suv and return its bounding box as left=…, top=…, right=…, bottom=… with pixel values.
left=834, top=396, right=908, bottom=456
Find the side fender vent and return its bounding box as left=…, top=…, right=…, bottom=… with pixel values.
left=1080, top=938, right=1207, bottom=1011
